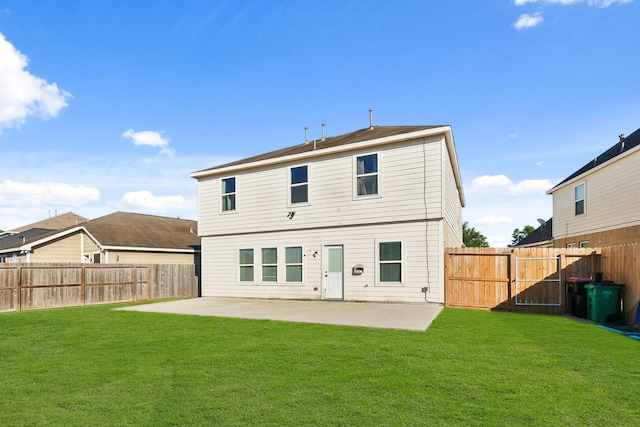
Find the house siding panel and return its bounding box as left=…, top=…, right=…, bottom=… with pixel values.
left=552, top=149, right=640, bottom=245
left=198, top=136, right=446, bottom=238
left=200, top=220, right=444, bottom=303
left=31, top=232, right=83, bottom=263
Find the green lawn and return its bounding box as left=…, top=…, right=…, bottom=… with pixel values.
left=1, top=304, right=639, bottom=426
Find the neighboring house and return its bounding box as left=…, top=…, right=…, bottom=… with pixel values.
left=0, top=212, right=88, bottom=238
left=547, top=128, right=640, bottom=248
left=191, top=124, right=465, bottom=303
left=514, top=218, right=553, bottom=248
left=0, top=212, right=200, bottom=264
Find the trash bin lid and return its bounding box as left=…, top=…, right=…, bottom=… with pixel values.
left=567, top=277, right=592, bottom=283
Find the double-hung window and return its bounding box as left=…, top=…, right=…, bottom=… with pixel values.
left=262, top=248, right=277, bottom=282
left=574, top=183, right=585, bottom=215
left=239, top=249, right=254, bottom=282
left=290, top=166, right=308, bottom=204
left=285, top=246, right=303, bottom=282
left=356, top=153, right=378, bottom=196
left=221, top=177, right=236, bottom=212
left=379, top=241, right=402, bottom=283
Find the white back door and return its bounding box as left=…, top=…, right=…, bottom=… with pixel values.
left=323, top=245, right=344, bottom=300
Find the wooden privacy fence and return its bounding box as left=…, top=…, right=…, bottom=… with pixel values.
left=445, top=247, right=601, bottom=315
left=0, top=264, right=199, bottom=312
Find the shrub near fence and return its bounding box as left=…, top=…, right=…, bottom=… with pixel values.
left=0, top=264, right=198, bottom=312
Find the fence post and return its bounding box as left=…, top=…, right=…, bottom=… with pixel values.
left=508, top=250, right=515, bottom=311
left=147, top=266, right=152, bottom=301
left=81, top=265, right=85, bottom=306
left=16, top=266, right=22, bottom=313
left=132, top=266, right=137, bottom=302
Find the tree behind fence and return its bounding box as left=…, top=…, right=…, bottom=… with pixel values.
left=0, top=264, right=199, bottom=312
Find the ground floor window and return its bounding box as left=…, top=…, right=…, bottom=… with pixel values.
left=239, top=249, right=254, bottom=282
left=379, top=241, right=402, bottom=283
left=261, top=248, right=278, bottom=282
left=285, top=246, right=303, bottom=282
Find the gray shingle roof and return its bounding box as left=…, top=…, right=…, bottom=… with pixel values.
left=195, top=125, right=444, bottom=173
left=84, top=212, right=199, bottom=250
left=551, top=127, right=640, bottom=191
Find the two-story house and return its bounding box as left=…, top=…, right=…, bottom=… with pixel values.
left=547, top=127, right=640, bottom=247
left=191, top=124, right=465, bottom=303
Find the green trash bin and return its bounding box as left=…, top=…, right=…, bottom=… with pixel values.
left=585, top=284, right=624, bottom=323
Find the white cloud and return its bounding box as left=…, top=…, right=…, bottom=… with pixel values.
left=0, top=33, right=72, bottom=134
left=0, top=179, right=100, bottom=207
left=470, top=175, right=553, bottom=195
left=535, top=161, right=544, bottom=167
left=119, top=191, right=185, bottom=212
left=477, top=216, right=513, bottom=225
left=122, top=129, right=175, bottom=157
left=514, top=12, right=544, bottom=29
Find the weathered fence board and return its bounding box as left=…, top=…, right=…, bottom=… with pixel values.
left=445, top=247, right=601, bottom=315
left=0, top=264, right=198, bottom=312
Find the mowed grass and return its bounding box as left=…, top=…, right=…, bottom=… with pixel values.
left=1, top=304, right=639, bottom=426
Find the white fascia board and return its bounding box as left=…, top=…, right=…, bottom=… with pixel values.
left=190, top=126, right=454, bottom=179
left=443, top=127, right=466, bottom=207
left=101, top=246, right=196, bottom=253
left=547, top=144, right=640, bottom=195
left=0, top=226, right=87, bottom=254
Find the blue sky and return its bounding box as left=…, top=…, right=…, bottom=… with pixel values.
left=0, top=0, right=638, bottom=246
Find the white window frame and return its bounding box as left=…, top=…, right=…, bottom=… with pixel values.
left=221, top=176, right=237, bottom=213
left=261, top=247, right=278, bottom=283
left=579, top=241, right=590, bottom=248
left=574, top=183, right=585, bottom=216
left=284, top=246, right=304, bottom=283
left=375, top=239, right=404, bottom=286
left=566, top=243, right=577, bottom=248
left=353, top=152, right=382, bottom=199
left=238, top=248, right=255, bottom=283
left=288, top=165, right=310, bottom=206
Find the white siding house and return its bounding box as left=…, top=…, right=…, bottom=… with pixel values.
left=547, top=128, right=640, bottom=247
left=191, top=125, right=465, bottom=303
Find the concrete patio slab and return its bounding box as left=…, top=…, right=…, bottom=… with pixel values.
left=115, top=297, right=444, bottom=331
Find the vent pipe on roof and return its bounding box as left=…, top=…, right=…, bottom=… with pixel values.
left=305, top=127, right=309, bottom=144
left=321, top=123, right=325, bottom=141
left=369, top=109, right=374, bottom=130
left=619, top=134, right=625, bottom=152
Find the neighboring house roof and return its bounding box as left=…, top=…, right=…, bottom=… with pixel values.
left=514, top=218, right=553, bottom=247
left=0, top=212, right=200, bottom=256
left=192, top=124, right=465, bottom=206
left=84, top=212, right=199, bottom=251
left=548, top=127, right=640, bottom=193
left=0, top=228, right=59, bottom=251
left=6, top=212, right=88, bottom=234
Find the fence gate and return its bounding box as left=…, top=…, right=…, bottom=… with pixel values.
left=514, top=256, right=562, bottom=307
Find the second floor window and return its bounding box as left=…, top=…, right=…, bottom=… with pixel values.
left=574, top=183, right=585, bottom=215
left=222, top=177, right=236, bottom=212
left=290, top=166, right=308, bottom=204
left=356, top=154, right=378, bottom=196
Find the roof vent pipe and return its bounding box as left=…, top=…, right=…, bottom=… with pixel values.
left=619, top=134, right=625, bottom=151
left=369, top=109, right=374, bottom=130
left=305, top=127, right=309, bottom=144
left=321, top=123, right=325, bottom=141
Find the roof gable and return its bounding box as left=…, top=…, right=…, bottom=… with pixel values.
left=7, top=212, right=88, bottom=234
left=84, top=212, right=200, bottom=250
left=549, top=127, right=640, bottom=193
left=193, top=125, right=443, bottom=174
